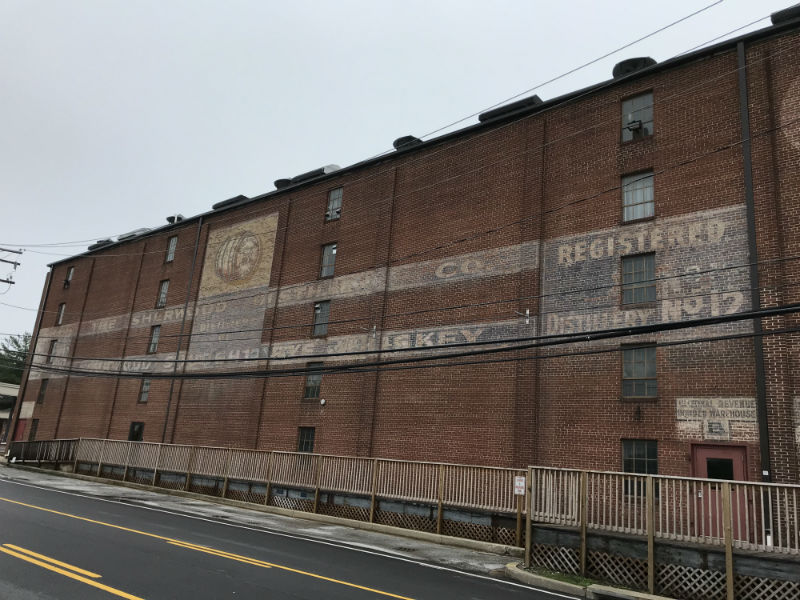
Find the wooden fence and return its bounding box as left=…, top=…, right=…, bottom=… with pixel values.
left=6, top=438, right=526, bottom=547
left=528, top=466, right=800, bottom=600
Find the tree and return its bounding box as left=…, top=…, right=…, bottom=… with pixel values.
left=0, top=333, right=31, bottom=385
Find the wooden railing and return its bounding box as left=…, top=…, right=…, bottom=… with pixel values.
left=529, top=466, right=800, bottom=556
left=6, top=438, right=527, bottom=546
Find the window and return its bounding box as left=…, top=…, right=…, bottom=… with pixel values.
left=622, top=254, right=655, bottom=304
left=165, top=236, right=178, bottom=263
left=622, top=171, right=654, bottom=222
left=156, top=279, right=170, bottom=308
left=325, top=187, right=343, bottom=221
left=312, top=301, right=330, bottom=337
left=56, top=303, right=66, bottom=326
left=128, top=421, right=144, bottom=442
left=37, top=379, right=49, bottom=404
left=319, top=243, right=337, bottom=278
left=623, top=440, right=658, bottom=476
left=28, top=419, right=39, bottom=442
left=297, top=427, right=315, bottom=453
left=138, top=378, right=151, bottom=404
left=46, top=340, right=57, bottom=364
left=622, top=345, right=657, bottom=398
left=304, top=363, right=323, bottom=399
left=64, top=266, right=74, bottom=289
left=621, top=92, right=653, bottom=142
left=148, top=325, right=161, bottom=354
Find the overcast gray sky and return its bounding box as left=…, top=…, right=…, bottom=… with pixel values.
left=0, top=0, right=793, bottom=338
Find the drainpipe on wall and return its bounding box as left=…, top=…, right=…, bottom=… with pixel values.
left=162, top=216, right=204, bottom=444
left=737, top=40, right=772, bottom=483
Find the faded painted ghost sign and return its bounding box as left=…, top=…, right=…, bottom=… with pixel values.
left=676, top=397, right=757, bottom=441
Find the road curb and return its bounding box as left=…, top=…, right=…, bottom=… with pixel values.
left=504, top=563, right=677, bottom=600
left=4, top=463, right=523, bottom=558
left=504, top=561, right=587, bottom=598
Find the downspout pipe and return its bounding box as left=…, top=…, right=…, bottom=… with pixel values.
left=737, top=40, right=772, bottom=483
left=162, top=216, right=204, bottom=443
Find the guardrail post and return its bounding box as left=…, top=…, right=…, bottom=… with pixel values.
left=97, top=439, right=107, bottom=477
left=264, top=452, right=274, bottom=506
left=123, top=441, right=133, bottom=482
left=312, top=456, right=322, bottom=513
left=580, top=470, right=588, bottom=576
left=152, top=443, right=162, bottom=487
left=184, top=446, right=196, bottom=491
left=525, top=467, right=532, bottom=568
left=436, top=463, right=445, bottom=535
left=369, top=458, right=379, bottom=523
left=722, top=482, right=734, bottom=600
left=647, top=475, right=655, bottom=594
left=221, top=448, right=233, bottom=498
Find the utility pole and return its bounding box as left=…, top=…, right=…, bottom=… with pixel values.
left=0, top=247, right=22, bottom=285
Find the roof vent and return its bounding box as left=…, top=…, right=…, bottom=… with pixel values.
left=612, top=57, right=657, bottom=79
left=274, top=178, right=292, bottom=189
left=117, top=228, right=151, bottom=241
left=211, top=195, right=249, bottom=211
left=771, top=4, right=800, bottom=25
left=290, top=164, right=341, bottom=185
left=478, top=95, right=543, bottom=122
left=88, top=239, right=114, bottom=251
left=166, top=214, right=184, bottom=224
left=393, top=135, right=422, bottom=151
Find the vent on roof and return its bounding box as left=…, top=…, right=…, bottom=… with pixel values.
left=166, top=214, right=184, bottom=224
left=393, top=136, right=422, bottom=151
left=274, top=178, right=292, bottom=189
left=290, top=164, right=340, bottom=185
left=612, top=57, right=657, bottom=79
left=478, top=95, right=543, bottom=123
left=771, top=4, right=800, bottom=24
left=88, top=239, right=114, bottom=251
left=212, top=195, right=249, bottom=211
left=117, top=228, right=151, bottom=241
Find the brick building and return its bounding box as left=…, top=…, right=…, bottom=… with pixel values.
left=11, top=9, right=800, bottom=484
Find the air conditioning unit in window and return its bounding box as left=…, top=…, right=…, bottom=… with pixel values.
left=325, top=207, right=341, bottom=220
left=626, top=119, right=643, bottom=131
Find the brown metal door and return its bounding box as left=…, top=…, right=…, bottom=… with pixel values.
left=692, top=444, right=747, bottom=539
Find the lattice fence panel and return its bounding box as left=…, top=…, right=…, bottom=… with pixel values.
left=657, top=563, right=726, bottom=600
left=374, top=510, right=437, bottom=533
left=188, top=477, right=224, bottom=497
left=269, top=496, right=314, bottom=513
left=224, top=481, right=267, bottom=505
left=736, top=575, right=800, bottom=600
left=587, top=550, right=647, bottom=590
left=156, top=472, right=187, bottom=491
left=529, top=543, right=580, bottom=574
left=317, top=503, right=370, bottom=522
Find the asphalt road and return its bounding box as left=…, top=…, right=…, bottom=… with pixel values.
left=0, top=477, right=561, bottom=599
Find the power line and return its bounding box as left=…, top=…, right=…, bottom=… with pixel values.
left=24, top=301, right=800, bottom=379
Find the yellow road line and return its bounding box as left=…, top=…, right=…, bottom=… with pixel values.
left=0, top=546, right=145, bottom=600
left=170, top=540, right=414, bottom=599
left=168, top=541, right=274, bottom=568
left=0, top=495, right=416, bottom=599
left=3, top=544, right=101, bottom=578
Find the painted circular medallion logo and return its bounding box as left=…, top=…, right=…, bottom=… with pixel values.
left=215, top=231, right=261, bottom=282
